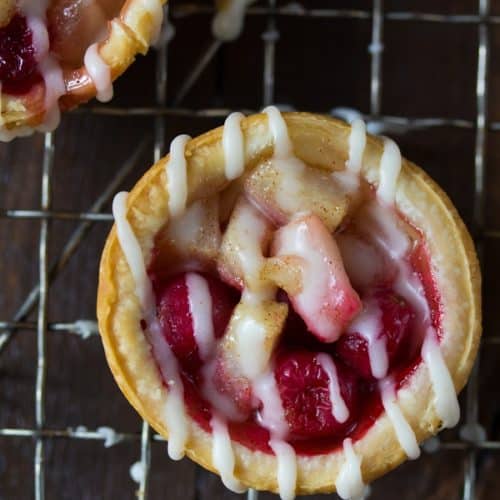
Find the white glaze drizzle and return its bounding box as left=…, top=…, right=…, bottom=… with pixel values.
left=252, top=106, right=313, bottom=219
left=96, top=426, right=122, bottom=448
left=21, top=2, right=64, bottom=130
left=357, top=131, right=460, bottom=434
left=84, top=43, right=113, bottom=103
left=234, top=314, right=269, bottom=379
left=332, top=170, right=360, bottom=194
left=37, top=55, right=65, bottom=132
left=336, top=232, right=386, bottom=291
left=335, top=438, right=367, bottom=500
left=346, top=119, right=366, bottom=175
left=142, top=0, right=165, bottom=45
left=377, top=137, right=402, bottom=205
left=113, top=192, right=155, bottom=311
left=166, top=134, right=191, bottom=218
left=234, top=106, right=309, bottom=500
left=366, top=202, right=409, bottom=260
left=253, top=371, right=289, bottom=438
left=167, top=200, right=206, bottom=250
left=71, top=319, right=99, bottom=339
left=226, top=215, right=297, bottom=497
left=264, top=105, right=294, bottom=158
left=273, top=157, right=307, bottom=215
left=212, top=0, right=255, bottom=41
left=316, top=353, right=349, bottom=423
left=269, top=439, right=297, bottom=500
left=365, top=202, right=460, bottom=428
left=330, top=107, right=363, bottom=125
left=211, top=414, right=246, bottom=493
left=347, top=299, right=387, bottom=379
left=27, top=16, right=49, bottom=59
left=226, top=199, right=274, bottom=302
left=223, top=112, right=245, bottom=180
left=380, top=378, right=420, bottom=459
left=112, top=192, right=188, bottom=460
left=129, top=461, right=145, bottom=484
left=274, top=216, right=335, bottom=340
left=186, top=273, right=215, bottom=361
left=201, top=360, right=247, bottom=422
left=329, top=117, right=367, bottom=194
left=422, top=328, right=460, bottom=428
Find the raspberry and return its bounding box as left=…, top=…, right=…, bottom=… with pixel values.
left=156, top=273, right=238, bottom=372
left=0, top=14, right=42, bottom=95
left=274, top=350, right=359, bottom=439
left=335, top=288, right=415, bottom=379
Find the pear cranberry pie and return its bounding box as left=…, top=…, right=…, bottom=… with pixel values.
left=0, top=0, right=166, bottom=141
left=97, top=109, right=480, bottom=499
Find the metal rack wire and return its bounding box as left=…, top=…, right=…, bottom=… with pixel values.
left=0, top=1, right=498, bottom=499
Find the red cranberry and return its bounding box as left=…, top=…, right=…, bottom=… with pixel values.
left=274, top=350, right=359, bottom=439
left=335, top=288, right=415, bottom=379
left=0, top=14, right=42, bottom=95
left=156, top=273, right=238, bottom=372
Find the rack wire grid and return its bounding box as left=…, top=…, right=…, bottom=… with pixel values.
left=1, top=0, right=500, bottom=499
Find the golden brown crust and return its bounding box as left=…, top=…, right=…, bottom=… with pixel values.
left=0, top=0, right=166, bottom=131
left=97, top=112, right=481, bottom=495
left=0, top=0, right=15, bottom=27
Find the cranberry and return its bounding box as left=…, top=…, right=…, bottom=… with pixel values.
left=0, top=14, right=42, bottom=95
left=156, top=273, right=238, bottom=372
left=274, top=350, right=359, bottom=439
left=335, top=288, right=415, bottom=379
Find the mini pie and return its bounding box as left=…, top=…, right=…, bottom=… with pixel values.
left=0, top=0, right=166, bottom=141
left=97, top=109, right=481, bottom=499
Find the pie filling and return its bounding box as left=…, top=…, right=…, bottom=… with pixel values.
left=111, top=108, right=460, bottom=497
left=0, top=13, right=42, bottom=95
left=147, top=185, right=440, bottom=456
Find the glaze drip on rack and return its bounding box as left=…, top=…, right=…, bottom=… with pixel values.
left=212, top=0, right=255, bottom=41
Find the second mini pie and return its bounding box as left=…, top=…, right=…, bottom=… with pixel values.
left=0, top=0, right=166, bottom=140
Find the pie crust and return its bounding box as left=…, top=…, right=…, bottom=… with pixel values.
left=0, top=0, right=166, bottom=137
left=97, top=111, right=481, bottom=495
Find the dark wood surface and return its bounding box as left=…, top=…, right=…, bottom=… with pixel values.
left=1, top=0, right=500, bottom=498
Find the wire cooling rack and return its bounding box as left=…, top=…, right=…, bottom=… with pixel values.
left=1, top=1, right=500, bottom=499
